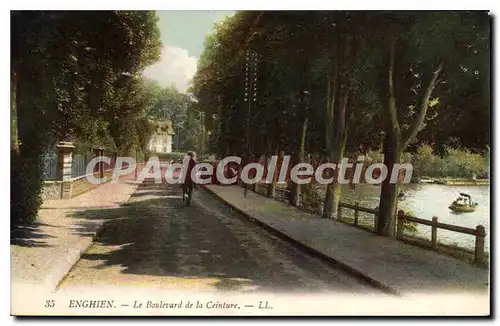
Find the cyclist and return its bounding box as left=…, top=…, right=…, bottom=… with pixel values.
left=182, top=151, right=197, bottom=206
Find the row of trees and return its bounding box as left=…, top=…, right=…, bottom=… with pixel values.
left=191, top=11, right=490, bottom=236
left=11, top=11, right=165, bottom=225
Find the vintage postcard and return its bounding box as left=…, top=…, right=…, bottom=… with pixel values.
left=10, top=9, right=491, bottom=317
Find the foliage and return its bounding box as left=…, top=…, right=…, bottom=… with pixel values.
left=300, top=183, right=323, bottom=214
left=413, top=145, right=485, bottom=178
left=400, top=210, right=419, bottom=235
left=149, top=152, right=186, bottom=161
left=11, top=150, right=43, bottom=226
left=12, top=11, right=161, bottom=147
left=182, top=102, right=207, bottom=157
left=368, top=144, right=486, bottom=179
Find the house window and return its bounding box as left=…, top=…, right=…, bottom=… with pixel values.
left=163, top=137, right=168, bottom=152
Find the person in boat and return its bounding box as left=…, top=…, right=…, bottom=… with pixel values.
left=460, top=193, right=473, bottom=206
left=452, top=193, right=474, bottom=207
left=452, top=197, right=464, bottom=206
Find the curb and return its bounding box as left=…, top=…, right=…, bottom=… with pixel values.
left=49, top=183, right=139, bottom=292
left=202, top=185, right=400, bottom=296
left=49, top=235, right=100, bottom=292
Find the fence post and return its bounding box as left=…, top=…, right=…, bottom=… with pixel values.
left=56, top=141, right=75, bottom=199
left=374, top=207, right=379, bottom=231
left=354, top=202, right=359, bottom=226
left=431, top=216, right=438, bottom=249
left=93, top=146, right=105, bottom=182
left=253, top=183, right=259, bottom=193
left=337, top=206, right=342, bottom=220
left=474, top=225, right=486, bottom=265
left=396, top=210, right=405, bottom=238
left=267, top=182, right=276, bottom=198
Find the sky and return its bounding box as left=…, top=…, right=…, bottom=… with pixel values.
left=142, top=10, right=235, bottom=93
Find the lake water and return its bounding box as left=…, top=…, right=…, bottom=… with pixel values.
left=322, top=184, right=490, bottom=253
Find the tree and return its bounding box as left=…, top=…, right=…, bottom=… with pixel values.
left=374, top=12, right=490, bottom=235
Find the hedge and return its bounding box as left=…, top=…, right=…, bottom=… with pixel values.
left=11, top=150, right=43, bottom=227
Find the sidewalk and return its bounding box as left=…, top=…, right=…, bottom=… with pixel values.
left=11, top=175, right=138, bottom=294
left=204, top=185, right=489, bottom=296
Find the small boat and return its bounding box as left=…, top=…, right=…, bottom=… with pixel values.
left=449, top=193, right=478, bottom=213
left=449, top=204, right=477, bottom=213
left=420, top=176, right=434, bottom=184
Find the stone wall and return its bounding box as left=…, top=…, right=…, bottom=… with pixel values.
left=42, top=170, right=116, bottom=200
left=41, top=141, right=141, bottom=201
left=41, top=181, right=62, bottom=201
left=71, top=170, right=114, bottom=197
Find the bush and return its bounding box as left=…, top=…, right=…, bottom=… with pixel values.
left=150, top=152, right=185, bottom=161
left=445, top=147, right=484, bottom=178
left=402, top=210, right=419, bottom=235
left=136, top=150, right=147, bottom=163
left=406, top=145, right=486, bottom=179
left=366, top=149, right=384, bottom=163
left=365, top=145, right=486, bottom=179
left=11, top=150, right=43, bottom=227
left=300, top=183, right=323, bottom=214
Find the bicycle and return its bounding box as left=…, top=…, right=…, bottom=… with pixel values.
left=182, top=182, right=194, bottom=206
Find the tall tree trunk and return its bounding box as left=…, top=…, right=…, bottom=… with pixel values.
left=376, top=38, right=443, bottom=236
left=289, top=153, right=300, bottom=206
left=376, top=39, right=401, bottom=235
left=11, top=71, right=19, bottom=153
left=322, top=137, right=346, bottom=219
left=267, top=146, right=279, bottom=198
left=323, top=77, right=348, bottom=219
left=290, top=105, right=308, bottom=207
left=292, top=116, right=309, bottom=206
left=322, top=74, right=335, bottom=219
left=376, top=132, right=401, bottom=235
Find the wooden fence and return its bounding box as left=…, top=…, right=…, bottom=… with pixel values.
left=337, top=202, right=378, bottom=229
left=396, top=210, right=486, bottom=265
left=245, top=182, right=487, bottom=265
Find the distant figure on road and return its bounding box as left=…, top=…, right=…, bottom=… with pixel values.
left=182, top=151, right=197, bottom=206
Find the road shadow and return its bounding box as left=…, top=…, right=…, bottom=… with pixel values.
left=64, top=183, right=361, bottom=293
left=10, top=222, right=57, bottom=247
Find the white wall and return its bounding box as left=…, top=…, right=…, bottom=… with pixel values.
left=149, top=134, right=172, bottom=153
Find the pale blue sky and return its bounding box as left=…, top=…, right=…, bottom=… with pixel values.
left=156, top=10, right=235, bottom=58
left=143, top=10, right=235, bottom=92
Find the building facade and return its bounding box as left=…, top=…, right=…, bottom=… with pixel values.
left=148, top=120, right=175, bottom=153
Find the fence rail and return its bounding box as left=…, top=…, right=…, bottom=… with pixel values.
left=337, top=202, right=378, bottom=230
left=42, top=147, right=119, bottom=181
left=42, top=149, right=59, bottom=180
left=339, top=202, right=378, bottom=214
left=71, top=152, right=95, bottom=179
left=396, top=211, right=486, bottom=264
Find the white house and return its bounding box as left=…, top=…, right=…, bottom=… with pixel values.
left=148, top=120, right=175, bottom=153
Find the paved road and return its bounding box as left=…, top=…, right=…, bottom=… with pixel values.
left=58, top=182, right=381, bottom=294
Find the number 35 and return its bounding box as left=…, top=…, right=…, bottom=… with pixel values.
left=45, top=300, right=55, bottom=308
